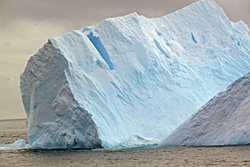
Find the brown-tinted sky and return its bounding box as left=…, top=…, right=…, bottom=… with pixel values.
left=0, top=0, right=249, bottom=119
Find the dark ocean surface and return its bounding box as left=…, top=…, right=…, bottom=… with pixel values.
left=1, top=119, right=250, bottom=166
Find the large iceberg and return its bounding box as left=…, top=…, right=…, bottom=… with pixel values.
left=20, top=0, right=250, bottom=149
left=159, top=72, right=250, bottom=147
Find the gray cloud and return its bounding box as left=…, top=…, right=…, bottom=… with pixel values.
left=0, top=0, right=198, bottom=29
left=1, top=0, right=249, bottom=30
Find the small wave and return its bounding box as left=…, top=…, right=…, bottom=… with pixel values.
left=0, top=144, right=30, bottom=150
left=0, top=144, right=12, bottom=150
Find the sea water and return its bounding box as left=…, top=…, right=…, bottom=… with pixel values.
left=1, top=119, right=250, bottom=166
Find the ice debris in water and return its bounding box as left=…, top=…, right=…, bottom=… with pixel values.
left=20, top=0, right=250, bottom=149
left=12, top=139, right=26, bottom=149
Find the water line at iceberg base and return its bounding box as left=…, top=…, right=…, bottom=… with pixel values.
left=1, top=135, right=160, bottom=150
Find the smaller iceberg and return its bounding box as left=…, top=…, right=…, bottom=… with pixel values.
left=159, top=72, right=250, bottom=147
left=12, top=139, right=27, bottom=149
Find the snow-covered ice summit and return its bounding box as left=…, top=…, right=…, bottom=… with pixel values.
left=20, top=0, right=250, bottom=149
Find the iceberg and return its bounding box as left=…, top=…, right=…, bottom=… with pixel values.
left=20, top=0, right=250, bottom=149
left=159, top=72, right=250, bottom=147
left=12, top=139, right=26, bottom=149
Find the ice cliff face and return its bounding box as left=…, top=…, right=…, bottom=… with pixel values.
left=20, top=42, right=102, bottom=149
left=20, top=0, right=250, bottom=149
left=159, top=72, right=250, bottom=147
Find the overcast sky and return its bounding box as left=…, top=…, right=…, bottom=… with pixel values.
left=0, top=0, right=250, bottom=120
